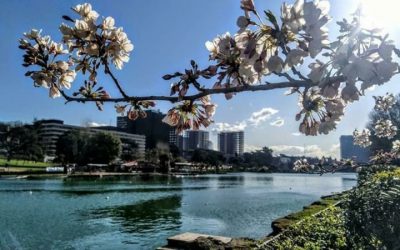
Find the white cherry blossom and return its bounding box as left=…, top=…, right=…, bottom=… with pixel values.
left=353, top=129, right=372, bottom=148
left=374, top=93, right=396, bottom=112
left=73, top=3, right=99, bottom=22
left=374, top=119, right=397, bottom=139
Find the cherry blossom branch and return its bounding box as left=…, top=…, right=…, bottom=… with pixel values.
left=60, top=75, right=345, bottom=104
left=19, top=1, right=400, bottom=135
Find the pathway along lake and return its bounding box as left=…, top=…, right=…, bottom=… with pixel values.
left=0, top=173, right=356, bottom=249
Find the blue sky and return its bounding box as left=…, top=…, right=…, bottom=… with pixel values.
left=1, top=0, right=400, bottom=158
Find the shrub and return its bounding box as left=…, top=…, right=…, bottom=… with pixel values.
left=345, top=167, right=400, bottom=249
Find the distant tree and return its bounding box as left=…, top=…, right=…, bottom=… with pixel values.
left=0, top=124, right=43, bottom=162
left=169, top=144, right=181, bottom=160
left=232, top=147, right=274, bottom=171
left=155, top=142, right=171, bottom=173
left=367, top=94, right=400, bottom=154
left=191, top=149, right=225, bottom=167
left=120, top=141, right=139, bottom=161
left=86, top=132, right=122, bottom=164
left=56, top=130, right=90, bottom=165
left=145, top=149, right=159, bottom=164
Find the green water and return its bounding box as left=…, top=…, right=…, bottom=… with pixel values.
left=0, top=173, right=356, bottom=249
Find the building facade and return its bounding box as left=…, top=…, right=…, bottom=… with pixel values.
left=117, top=110, right=170, bottom=149
left=185, top=130, right=210, bottom=151
left=169, top=129, right=211, bottom=158
left=340, top=135, right=370, bottom=163
left=218, top=131, right=244, bottom=157
left=35, top=119, right=146, bottom=158
left=169, top=129, right=185, bottom=151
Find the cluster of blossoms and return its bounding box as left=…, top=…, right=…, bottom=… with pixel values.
left=295, top=88, right=345, bottom=135
left=115, top=100, right=156, bottom=120
left=19, top=29, right=76, bottom=98
left=60, top=3, right=133, bottom=70
left=391, top=140, right=400, bottom=157
left=374, top=119, right=397, bottom=139
left=201, top=0, right=331, bottom=88
left=293, top=158, right=314, bottom=172
left=353, top=129, right=372, bottom=148
left=374, top=93, right=396, bottom=112
left=162, top=96, right=217, bottom=133
left=20, top=3, right=133, bottom=108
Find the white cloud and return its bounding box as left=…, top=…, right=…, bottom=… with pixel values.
left=248, top=107, right=279, bottom=126
left=292, top=132, right=302, bottom=136
left=270, top=117, right=285, bottom=127
left=270, top=144, right=339, bottom=158
left=328, top=144, right=340, bottom=159
left=212, top=121, right=247, bottom=132
left=86, top=122, right=108, bottom=127
left=212, top=107, right=279, bottom=132
left=244, top=144, right=261, bottom=152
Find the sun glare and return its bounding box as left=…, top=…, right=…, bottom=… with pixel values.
left=360, top=0, right=400, bottom=30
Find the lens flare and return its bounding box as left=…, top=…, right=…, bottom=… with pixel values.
left=360, top=0, right=400, bottom=30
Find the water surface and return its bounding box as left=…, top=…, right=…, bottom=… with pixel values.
left=0, top=173, right=357, bottom=249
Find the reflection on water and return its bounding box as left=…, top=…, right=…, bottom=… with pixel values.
left=0, top=173, right=357, bottom=249
left=86, top=195, right=182, bottom=234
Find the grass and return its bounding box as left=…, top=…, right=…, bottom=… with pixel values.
left=270, top=194, right=342, bottom=235
left=0, top=159, right=51, bottom=173
left=0, top=158, right=51, bottom=168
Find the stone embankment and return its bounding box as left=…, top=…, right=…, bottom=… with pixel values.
left=159, top=193, right=345, bottom=249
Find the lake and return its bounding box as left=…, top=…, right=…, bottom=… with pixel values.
left=0, top=172, right=357, bottom=249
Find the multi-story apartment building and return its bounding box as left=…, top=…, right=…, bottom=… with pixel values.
left=218, top=131, right=244, bottom=157
left=169, top=129, right=211, bottom=158
left=185, top=130, right=210, bottom=151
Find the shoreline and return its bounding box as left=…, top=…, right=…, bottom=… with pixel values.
left=159, top=192, right=347, bottom=249
left=0, top=170, right=357, bottom=178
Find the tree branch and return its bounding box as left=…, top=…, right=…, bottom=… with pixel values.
left=60, top=76, right=345, bottom=104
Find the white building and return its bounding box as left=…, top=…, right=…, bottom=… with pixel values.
left=218, top=131, right=244, bottom=157
left=35, top=119, right=146, bottom=158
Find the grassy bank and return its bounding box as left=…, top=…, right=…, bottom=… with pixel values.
left=0, top=158, right=51, bottom=172
left=268, top=194, right=343, bottom=236
left=260, top=206, right=347, bottom=250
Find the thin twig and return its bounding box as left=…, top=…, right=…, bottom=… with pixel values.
left=104, top=63, right=129, bottom=98
left=275, top=72, right=297, bottom=82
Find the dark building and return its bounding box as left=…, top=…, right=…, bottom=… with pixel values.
left=218, top=131, right=244, bottom=157
left=169, top=129, right=185, bottom=152
left=340, top=135, right=370, bottom=163
left=117, top=110, right=171, bottom=149
left=185, top=130, right=210, bottom=151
